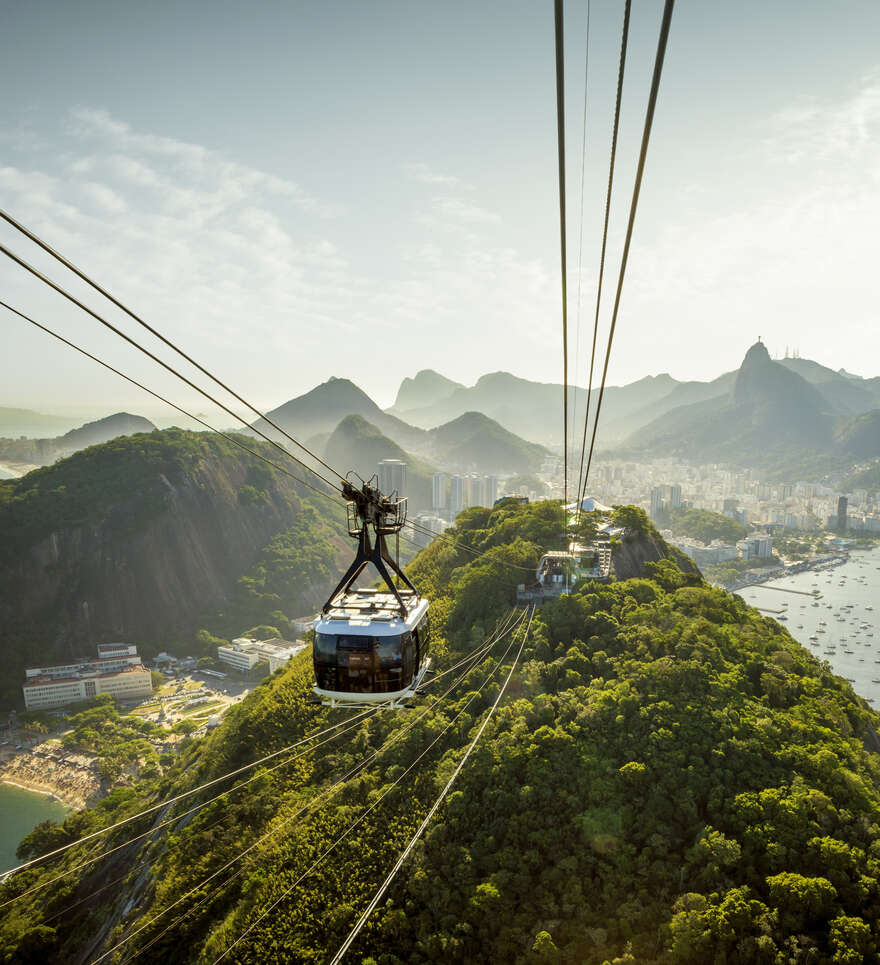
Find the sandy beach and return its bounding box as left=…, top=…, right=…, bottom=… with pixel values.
left=1, top=778, right=74, bottom=808
left=0, top=461, right=40, bottom=479
left=1, top=749, right=100, bottom=810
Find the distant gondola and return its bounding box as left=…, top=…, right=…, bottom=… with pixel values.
left=313, top=476, right=430, bottom=708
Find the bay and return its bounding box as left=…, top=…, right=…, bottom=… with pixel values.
left=738, top=545, right=880, bottom=704
left=0, top=783, right=70, bottom=875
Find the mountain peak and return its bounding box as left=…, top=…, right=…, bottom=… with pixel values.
left=390, top=369, right=464, bottom=414
left=741, top=340, right=772, bottom=367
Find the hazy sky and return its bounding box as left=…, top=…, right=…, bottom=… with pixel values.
left=2, top=0, right=880, bottom=423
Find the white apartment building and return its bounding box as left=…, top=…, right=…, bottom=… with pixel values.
left=377, top=459, right=407, bottom=499
left=737, top=534, right=773, bottom=559
left=218, top=638, right=304, bottom=674
left=23, top=645, right=153, bottom=711
left=671, top=538, right=739, bottom=566
left=432, top=473, right=448, bottom=512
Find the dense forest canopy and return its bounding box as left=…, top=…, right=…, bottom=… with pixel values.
left=2, top=501, right=879, bottom=963
left=667, top=507, right=749, bottom=546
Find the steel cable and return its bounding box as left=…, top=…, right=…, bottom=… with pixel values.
left=582, top=0, right=675, bottom=489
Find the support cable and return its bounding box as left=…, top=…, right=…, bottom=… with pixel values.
left=0, top=209, right=345, bottom=484
left=0, top=244, right=343, bottom=492
left=89, top=611, right=524, bottom=965
left=582, top=0, right=675, bottom=489
left=329, top=605, right=534, bottom=964
left=553, top=0, right=569, bottom=513
left=0, top=708, right=379, bottom=905
left=0, top=300, right=340, bottom=508
left=569, top=0, right=592, bottom=490
left=40, top=612, right=520, bottom=934
left=208, top=608, right=529, bottom=965
left=574, top=0, right=630, bottom=522
left=1, top=300, right=536, bottom=580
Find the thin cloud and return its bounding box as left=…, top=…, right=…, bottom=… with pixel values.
left=402, top=162, right=463, bottom=187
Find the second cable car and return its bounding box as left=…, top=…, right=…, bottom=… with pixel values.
left=313, top=476, right=430, bottom=708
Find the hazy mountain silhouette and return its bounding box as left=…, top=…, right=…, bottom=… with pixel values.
left=0, top=412, right=156, bottom=468
left=624, top=341, right=838, bottom=463
left=58, top=413, right=156, bottom=451
left=323, top=414, right=434, bottom=510
left=390, top=370, right=677, bottom=445
left=389, top=369, right=464, bottom=415
left=254, top=377, right=426, bottom=450
left=426, top=411, right=548, bottom=474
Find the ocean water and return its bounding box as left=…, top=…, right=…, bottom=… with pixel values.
left=0, top=783, right=70, bottom=875
left=738, top=546, right=880, bottom=704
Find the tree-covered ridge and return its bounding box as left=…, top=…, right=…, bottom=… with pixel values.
left=667, top=507, right=749, bottom=546
left=0, top=428, right=349, bottom=698
left=0, top=428, right=269, bottom=561
left=2, top=502, right=879, bottom=963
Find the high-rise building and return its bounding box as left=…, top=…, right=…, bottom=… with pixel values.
left=650, top=486, right=664, bottom=519
left=668, top=484, right=682, bottom=510
left=467, top=475, right=484, bottom=508
left=837, top=495, right=848, bottom=533
left=432, top=473, right=448, bottom=512
left=378, top=459, right=407, bottom=499
left=485, top=475, right=499, bottom=507
left=449, top=475, right=464, bottom=516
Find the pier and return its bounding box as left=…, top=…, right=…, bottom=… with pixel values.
left=740, top=584, right=816, bottom=597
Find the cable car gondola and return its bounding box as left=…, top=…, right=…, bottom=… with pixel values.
left=313, top=476, right=430, bottom=708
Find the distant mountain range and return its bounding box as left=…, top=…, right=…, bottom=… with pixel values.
left=6, top=345, right=880, bottom=483
left=249, top=377, right=552, bottom=486
left=0, top=406, right=88, bottom=439
left=620, top=341, right=880, bottom=471
left=0, top=412, right=156, bottom=468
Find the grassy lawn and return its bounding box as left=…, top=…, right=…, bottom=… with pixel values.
left=178, top=701, right=224, bottom=717
left=127, top=703, right=161, bottom=717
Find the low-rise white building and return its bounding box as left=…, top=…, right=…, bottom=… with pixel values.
left=23, top=646, right=153, bottom=711
left=218, top=637, right=305, bottom=674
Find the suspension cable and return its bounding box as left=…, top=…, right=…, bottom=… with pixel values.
left=582, top=0, right=675, bottom=489
left=329, top=604, right=534, bottom=963
left=89, top=611, right=523, bottom=964
left=0, top=300, right=341, bottom=508
left=209, top=608, right=529, bottom=965
left=569, top=0, right=592, bottom=489
left=39, top=612, right=520, bottom=934
left=574, top=0, right=630, bottom=522
left=0, top=243, right=344, bottom=492
left=0, top=208, right=346, bottom=484
left=2, top=299, right=537, bottom=582
left=553, top=0, right=569, bottom=514
left=125, top=613, right=524, bottom=965
left=0, top=707, right=379, bottom=904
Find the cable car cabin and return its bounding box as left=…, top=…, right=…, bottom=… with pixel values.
left=314, top=588, right=430, bottom=708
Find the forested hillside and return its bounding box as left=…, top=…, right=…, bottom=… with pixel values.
left=0, top=429, right=347, bottom=700
left=3, top=502, right=879, bottom=963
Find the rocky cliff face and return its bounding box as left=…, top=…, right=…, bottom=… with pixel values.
left=610, top=528, right=701, bottom=582
left=0, top=431, right=343, bottom=688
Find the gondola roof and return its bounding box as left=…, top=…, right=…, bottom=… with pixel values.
left=318, top=588, right=429, bottom=636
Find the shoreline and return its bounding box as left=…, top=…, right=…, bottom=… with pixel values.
left=0, top=461, right=41, bottom=479
left=721, top=553, right=850, bottom=592
left=1, top=777, right=79, bottom=810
